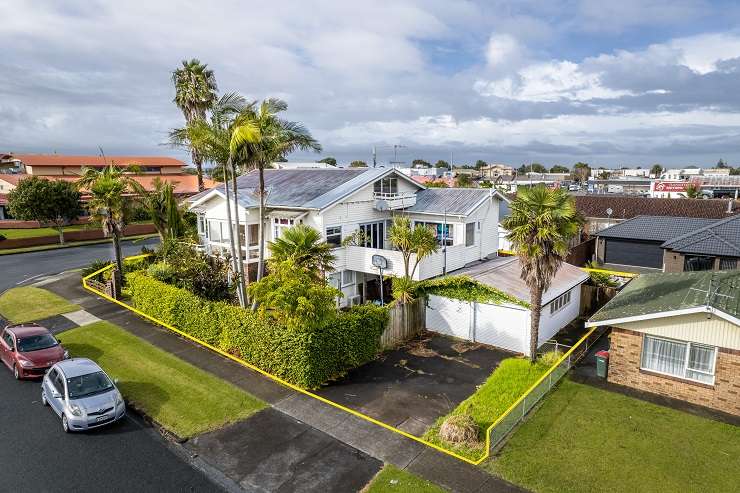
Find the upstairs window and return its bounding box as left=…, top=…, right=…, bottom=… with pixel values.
left=326, top=226, right=342, bottom=247
left=416, top=221, right=453, bottom=246
left=374, top=177, right=398, bottom=196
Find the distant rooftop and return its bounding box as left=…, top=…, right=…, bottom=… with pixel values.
left=596, top=215, right=717, bottom=242
left=576, top=195, right=739, bottom=220
left=9, top=154, right=185, bottom=167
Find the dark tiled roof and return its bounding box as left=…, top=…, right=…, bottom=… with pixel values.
left=589, top=270, right=740, bottom=322
left=661, top=215, right=740, bottom=257
left=596, top=215, right=716, bottom=242
left=405, top=188, right=492, bottom=215
left=575, top=195, right=739, bottom=220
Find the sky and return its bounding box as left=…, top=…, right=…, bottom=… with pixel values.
left=2, top=0, right=740, bottom=169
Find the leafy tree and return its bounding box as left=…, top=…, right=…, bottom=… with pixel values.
left=550, top=165, right=570, bottom=173
left=7, top=177, right=83, bottom=245
left=129, top=177, right=188, bottom=241
left=267, top=224, right=336, bottom=279
left=597, top=170, right=611, bottom=180
left=455, top=174, right=473, bottom=187
left=475, top=159, right=487, bottom=169
left=248, top=259, right=340, bottom=331
left=730, top=167, right=740, bottom=176
left=153, top=239, right=233, bottom=301
left=571, top=162, right=591, bottom=182
left=172, top=59, right=218, bottom=191
left=77, top=166, right=137, bottom=287
left=502, top=185, right=582, bottom=362
left=479, top=180, right=493, bottom=188
left=349, top=160, right=367, bottom=167
left=318, top=157, right=337, bottom=166
left=683, top=184, right=703, bottom=199
left=388, top=216, right=438, bottom=303
left=426, top=180, right=449, bottom=188
left=518, top=163, right=547, bottom=174
left=412, top=159, right=430, bottom=168
left=435, top=160, right=449, bottom=168
left=650, top=164, right=663, bottom=177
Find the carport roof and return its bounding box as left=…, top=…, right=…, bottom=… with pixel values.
left=453, top=257, right=589, bottom=306
left=596, top=215, right=716, bottom=242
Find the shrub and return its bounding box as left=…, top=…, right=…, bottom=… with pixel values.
left=126, top=272, right=388, bottom=388
left=81, top=259, right=113, bottom=280
left=439, top=414, right=480, bottom=445
left=415, top=275, right=529, bottom=308
left=539, top=350, right=563, bottom=367
left=147, top=261, right=177, bottom=284
left=0, top=233, right=6, bottom=241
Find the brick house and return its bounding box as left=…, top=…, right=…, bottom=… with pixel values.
left=587, top=271, right=740, bottom=417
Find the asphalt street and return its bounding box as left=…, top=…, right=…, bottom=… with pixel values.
left=0, top=238, right=159, bottom=293
left=0, top=239, right=224, bottom=493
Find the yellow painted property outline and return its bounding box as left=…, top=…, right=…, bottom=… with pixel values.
left=83, top=254, right=598, bottom=466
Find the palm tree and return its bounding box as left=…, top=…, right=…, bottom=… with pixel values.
left=388, top=216, right=439, bottom=281
left=684, top=184, right=702, bottom=199
left=172, top=59, right=218, bottom=191
left=267, top=224, right=336, bottom=278
left=129, top=177, right=186, bottom=241
left=502, top=185, right=582, bottom=362
left=77, top=165, right=137, bottom=294
left=229, top=99, right=322, bottom=289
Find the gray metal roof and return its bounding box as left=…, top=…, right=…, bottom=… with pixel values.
left=454, top=257, right=590, bottom=306
left=405, top=188, right=492, bottom=216
left=596, top=215, right=716, bottom=242
left=661, top=214, right=740, bottom=257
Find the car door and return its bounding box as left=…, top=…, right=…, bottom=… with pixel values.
left=46, top=369, right=65, bottom=416
left=0, top=331, right=14, bottom=369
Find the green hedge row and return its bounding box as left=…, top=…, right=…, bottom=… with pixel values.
left=126, top=272, right=388, bottom=388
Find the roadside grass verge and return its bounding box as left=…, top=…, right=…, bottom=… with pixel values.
left=0, top=234, right=157, bottom=255
left=486, top=378, right=740, bottom=493
left=0, top=224, right=90, bottom=240
left=60, top=321, right=265, bottom=438
left=0, top=287, right=80, bottom=323
left=363, top=465, right=445, bottom=493
left=423, top=358, right=549, bottom=460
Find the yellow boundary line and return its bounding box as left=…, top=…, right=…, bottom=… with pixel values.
left=82, top=255, right=597, bottom=466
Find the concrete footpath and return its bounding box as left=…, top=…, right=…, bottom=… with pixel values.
left=43, top=272, right=524, bottom=493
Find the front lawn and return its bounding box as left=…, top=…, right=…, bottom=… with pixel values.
left=0, top=286, right=80, bottom=323
left=486, top=378, right=740, bottom=493
left=364, top=465, right=445, bottom=493
left=61, top=321, right=265, bottom=438
left=0, top=224, right=89, bottom=240
left=423, top=357, right=549, bottom=459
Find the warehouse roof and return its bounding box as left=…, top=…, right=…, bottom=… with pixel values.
left=588, top=270, right=740, bottom=325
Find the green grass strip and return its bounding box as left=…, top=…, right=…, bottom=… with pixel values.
left=0, top=286, right=80, bottom=323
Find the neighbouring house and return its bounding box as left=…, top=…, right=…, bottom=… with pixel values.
left=575, top=195, right=739, bottom=235
left=479, top=163, right=514, bottom=180
left=188, top=167, right=506, bottom=306
left=586, top=271, right=740, bottom=417
left=426, top=256, right=589, bottom=356
left=0, top=194, right=9, bottom=220
left=595, top=215, right=740, bottom=272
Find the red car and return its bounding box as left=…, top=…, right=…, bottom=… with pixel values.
left=0, top=324, right=68, bottom=379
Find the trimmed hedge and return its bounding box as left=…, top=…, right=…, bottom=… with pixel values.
left=126, top=272, right=388, bottom=388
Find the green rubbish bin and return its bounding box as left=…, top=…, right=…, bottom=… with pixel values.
left=595, top=350, right=609, bottom=379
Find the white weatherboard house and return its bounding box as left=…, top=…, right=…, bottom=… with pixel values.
left=189, top=168, right=505, bottom=307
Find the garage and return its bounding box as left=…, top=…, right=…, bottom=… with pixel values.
left=604, top=238, right=664, bottom=268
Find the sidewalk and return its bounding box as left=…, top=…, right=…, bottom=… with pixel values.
left=43, top=272, right=524, bottom=493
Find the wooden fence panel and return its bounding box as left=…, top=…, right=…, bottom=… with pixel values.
left=380, top=298, right=425, bottom=349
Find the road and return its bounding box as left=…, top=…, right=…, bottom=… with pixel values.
left=0, top=240, right=223, bottom=492
left=0, top=238, right=159, bottom=293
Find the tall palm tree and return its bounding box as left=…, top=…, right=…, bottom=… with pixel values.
left=268, top=224, right=336, bottom=278
left=229, top=99, right=322, bottom=290
left=502, top=185, right=582, bottom=362
left=77, top=165, right=137, bottom=293
left=172, top=59, right=218, bottom=191
left=129, top=177, right=186, bottom=241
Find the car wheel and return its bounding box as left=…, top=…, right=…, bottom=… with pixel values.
left=62, top=415, right=70, bottom=433
left=13, top=365, right=20, bottom=380
left=41, top=391, right=48, bottom=406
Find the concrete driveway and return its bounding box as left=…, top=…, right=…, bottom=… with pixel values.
left=318, top=332, right=510, bottom=435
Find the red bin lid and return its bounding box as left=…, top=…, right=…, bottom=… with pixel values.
left=595, top=350, right=609, bottom=359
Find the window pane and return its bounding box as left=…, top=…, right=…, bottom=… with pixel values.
left=684, top=256, right=714, bottom=271
left=688, top=344, right=714, bottom=373
left=248, top=224, right=259, bottom=246
left=719, top=258, right=737, bottom=270
left=641, top=336, right=687, bottom=377
left=466, top=223, right=475, bottom=246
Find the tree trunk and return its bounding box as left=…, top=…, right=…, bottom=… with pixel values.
left=56, top=225, right=65, bottom=245
left=252, top=164, right=266, bottom=311
left=529, top=285, right=543, bottom=362
left=230, top=158, right=248, bottom=305
left=222, top=164, right=243, bottom=307
left=193, top=149, right=204, bottom=192
left=112, top=226, right=124, bottom=298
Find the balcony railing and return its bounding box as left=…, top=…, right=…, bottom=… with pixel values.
left=373, top=191, right=416, bottom=211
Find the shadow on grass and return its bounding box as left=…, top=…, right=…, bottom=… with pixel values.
left=62, top=342, right=104, bottom=362
left=118, top=380, right=170, bottom=419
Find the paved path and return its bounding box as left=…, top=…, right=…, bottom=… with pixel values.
left=44, top=273, right=525, bottom=493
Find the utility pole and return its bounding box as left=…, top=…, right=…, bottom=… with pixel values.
left=390, top=144, right=406, bottom=167
left=372, top=146, right=377, bottom=168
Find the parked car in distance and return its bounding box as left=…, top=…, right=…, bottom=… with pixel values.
left=569, top=184, right=581, bottom=191
left=42, top=358, right=126, bottom=432
left=0, top=323, right=68, bottom=379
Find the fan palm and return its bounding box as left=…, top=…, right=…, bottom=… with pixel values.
left=129, top=177, right=186, bottom=241
left=77, top=166, right=137, bottom=292
left=268, top=224, right=336, bottom=277
left=502, top=185, right=582, bottom=361
left=229, top=98, right=322, bottom=288
left=172, top=59, right=218, bottom=191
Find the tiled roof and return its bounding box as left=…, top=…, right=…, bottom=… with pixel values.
left=405, top=188, right=492, bottom=215
left=455, top=256, right=589, bottom=306
left=596, top=215, right=717, bottom=242
left=11, top=154, right=185, bottom=167
left=575, top=195, right=739, bottom=220
left=0, top=174, right=22, bottom=185
left=661, top=215, right=740, bottom=257
left=589, top=270, right=740, bottom=323
left=0, top=173, right=206, bottom=195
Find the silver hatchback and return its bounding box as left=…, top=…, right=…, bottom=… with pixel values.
left=41, top=358, right=125, bottom=432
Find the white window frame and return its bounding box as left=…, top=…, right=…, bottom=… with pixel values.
left=415, top=221, right=454, bottom=246
left=465, top=222, right=475, bottom=247
left=549, top=289, right=572, bottom=314
left=341, top=270, right=355, bottom=287
left=325, top=225, right=342, bottom=248
left=640, top=335, right=717, bottom=385
left=272, top=217, right=294, bottom=239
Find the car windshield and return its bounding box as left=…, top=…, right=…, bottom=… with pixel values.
left=67, top=371, right=113, bottom=399
left=17, top=334, right=58, bottom=352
